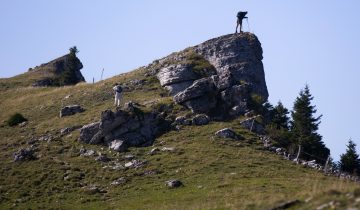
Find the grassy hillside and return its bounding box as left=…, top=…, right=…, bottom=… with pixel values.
left=1, top=62, right=360, bottom=209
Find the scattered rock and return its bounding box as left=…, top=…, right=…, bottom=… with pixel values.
left=124, top=154, right=135, bottom=160
left=38, top=134, right=55, bottom=142
left=165, top=180, right=183, bottom=188
left=95, top=154, right=111, bottom=162
left=79, top=148, right=96, bottom=157
left=215, top=128, right=241, bottom=140
left=13, top=148, right=36, bottom=162
left=60, top=125, right=81, bottom=136
left=109, top=139, right=127, bottom=152
left=192, top=114, right=210, bottom=126
left=111, top=177, right=127, bottom=186
left=60, top=105, right=85, bottom=118
left=83, top=185, right=106, bottom=194
left=161, top=147, right=175, bottom=152
left=124, top=160, right=147, bottom=169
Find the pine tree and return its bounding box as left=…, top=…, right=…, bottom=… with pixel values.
left=272, top=101, right=290, bottom=130
left=265, top=101, right=293, bottom=150
left=290, top=85, right=329, bottom=164
left=57, top=46, right=80, bottom=86
left=340, top=139, right=360, bottom=175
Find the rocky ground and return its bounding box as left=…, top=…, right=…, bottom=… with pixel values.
left=1, top=33, right=359, bottom=209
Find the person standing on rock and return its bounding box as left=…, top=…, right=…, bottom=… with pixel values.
left=235, top=11, right=248, bottom=33
left=113, top=83, right=123, bottom=106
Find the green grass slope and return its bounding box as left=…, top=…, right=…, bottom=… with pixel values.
left=1, top=60, right=360, bottom=210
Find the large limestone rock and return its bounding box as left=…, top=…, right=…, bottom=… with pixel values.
left=30, top=53, right=85, bottom=87
left=155, top=33, right=268, bottom=117
left=79, top=103, right=171, bottom=150
left=195, top=33, right=268, bottom=99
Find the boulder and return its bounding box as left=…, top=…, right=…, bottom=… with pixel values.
left=215, top=128, right=240, bottom=140
left=165, top=180, right=183, bottom=188
left=13, top=148, right=36, bottom=162
left=192, top=114, right=210, bottom=125
left=240, top=117, right=265, bottom=134
left=79, top=122, right=100, bottom=144
left=109, top=140, right=127, bottom=152
left=80, top=106, right=171, bottom=149
left=60, top=105, right=85, bottom=117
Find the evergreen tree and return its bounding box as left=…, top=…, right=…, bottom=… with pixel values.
left=265, top=101, right=293, bottom=150
left=57, top=46, right=80, bottom=85
left=339, top=139, right=360, bottom=175
left=290, top=85, right=330, bottom=164
left=272, top=101, right=290, bottom=130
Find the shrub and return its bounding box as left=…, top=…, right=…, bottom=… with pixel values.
left=7, top=113, right=27, bottom=126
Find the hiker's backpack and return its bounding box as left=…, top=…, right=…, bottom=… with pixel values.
left=116, top=85, right=123, bottom=93
left=237, top=11, right=247, bottom=19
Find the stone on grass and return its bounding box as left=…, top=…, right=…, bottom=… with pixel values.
left=13, top=148, right=36, bottom=162
left=109, top=140, right=127, bottom=152
left=215, top=128, right=240, bottom=140
left=111, top=177, right=127, bottom=186
left=192, top=114, right=210, bottom=125
left=60, top=105, right=85, bottom=118
left=165, top=179, right=183, bottom=188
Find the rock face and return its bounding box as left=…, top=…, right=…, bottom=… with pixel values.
left=79, top=102, right=171, bottom=150
left=156, top=33, right=268, bottom=118
left=60, top=105, right=85, bottom=117
left=30, top=53, right=85, bottom=87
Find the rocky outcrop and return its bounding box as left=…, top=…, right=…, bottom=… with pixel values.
left=13, top=147, right=36, bottom=162
left=60, top=105, right=85, bottom=117
left=79, top=102, right=171, bottom=150
left=30, top=53, right=85, bottom=87
left=155, top=33, right=268, bottom=118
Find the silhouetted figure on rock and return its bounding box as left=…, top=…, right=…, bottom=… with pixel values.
left=235, top=11, right=248, bottom=33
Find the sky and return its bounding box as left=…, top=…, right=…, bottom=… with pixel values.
left=1, top=0, right=359, bottom=160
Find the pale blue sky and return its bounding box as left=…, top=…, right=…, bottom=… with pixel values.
left=1, top=0, right=359, bottom=160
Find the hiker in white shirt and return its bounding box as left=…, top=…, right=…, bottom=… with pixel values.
left=113, top=83, right=123, bottom=106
